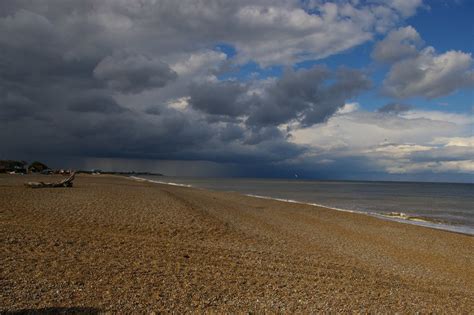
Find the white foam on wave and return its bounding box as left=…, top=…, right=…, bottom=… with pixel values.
left=245, top=194, right=361, bottom=214
left=245, top=194, right=474, bottom=236
left=130, top=176, right=193, bottom=188
left=371, top=212, right=474, bottom=235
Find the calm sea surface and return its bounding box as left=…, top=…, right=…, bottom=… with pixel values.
left=138, top=176, right=474, bottom=235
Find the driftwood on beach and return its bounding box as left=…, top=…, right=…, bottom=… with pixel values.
left=25, top=172, right=76, bottom=188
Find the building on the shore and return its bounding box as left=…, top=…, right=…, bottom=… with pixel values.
left=28, top=161, right=49, bottom=173
left=0, top=160, right=27, bottom=174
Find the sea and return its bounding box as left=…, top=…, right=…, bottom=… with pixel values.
left=135, top=176, right=474, bottom=235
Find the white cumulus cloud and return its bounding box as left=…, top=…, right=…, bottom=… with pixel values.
left=374, top=26, right=474, bottom=99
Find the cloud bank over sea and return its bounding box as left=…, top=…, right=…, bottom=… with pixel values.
left=1, top=0, right=472, bottom=181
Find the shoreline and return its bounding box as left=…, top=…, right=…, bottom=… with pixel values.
left=2, top=174, right=473, bottom=312
left=131, top=176, right=474, bottom=236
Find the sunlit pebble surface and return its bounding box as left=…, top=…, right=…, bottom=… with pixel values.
left=1, top=174, right=473, bottom=313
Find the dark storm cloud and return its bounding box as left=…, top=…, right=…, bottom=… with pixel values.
left=189, top=81, right=249, bottom=116
left=144, top=106, right=162, bottom=116
left=189, top=66, right=371, bottom=128
left=68, top=93, right=127, bottom=114
left=0, top=0, right=371, bottom=169
left=93, top=52, right=178, bottom=94
left=0, top=91, right=38, bottom=121
left=243, top=126, right=287, bottom=145
left=0, top=0, right=421, bottom=66
left=248, top=67, right=334, bottom=127
left=218, top=123, right=245, bottom=142
left=377, top=103, right=413, bottom=114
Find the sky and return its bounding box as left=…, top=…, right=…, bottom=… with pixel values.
left=0, top=0, right=473, bottom=182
